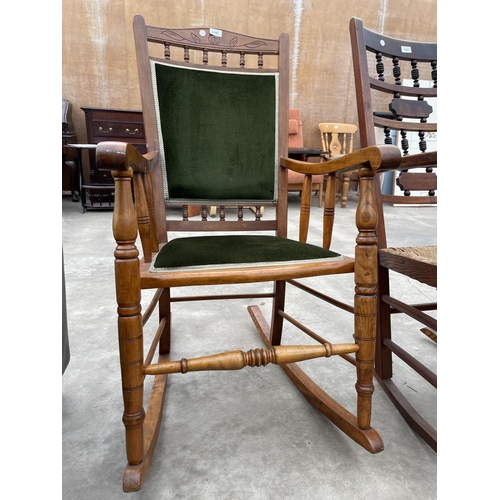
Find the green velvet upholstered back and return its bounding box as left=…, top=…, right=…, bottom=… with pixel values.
left=151, top=61, right=279, bottom=204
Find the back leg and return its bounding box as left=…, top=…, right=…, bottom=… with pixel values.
left=269, top=280, right=286, bottom=345
left=158, top=288, right=172, bottom=355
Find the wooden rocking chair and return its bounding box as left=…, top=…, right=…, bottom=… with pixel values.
left=350, top=17, right=437, bottom=451
left=96, top=14, right=403, bottom=491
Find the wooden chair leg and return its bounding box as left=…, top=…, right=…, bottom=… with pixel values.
left=122, top=287, right=170, bottom=492
left=341, top=173, right=350, bottom=208
left=317, top=182, right=323, bottom=207
left=122, top=291, right=171, bottom=492
left=269, top=280, right=286, bottom=346
left=112, top=168, right=145, bottom=470
left=118, top=282, right=145, bottom=469
left=158, top=288, right=172, bottom=355
left=113, top=167, right=170, bottom=492
left=375, top=266, right=393, bottom=380
left=123, top=362, right=169, bottom=491
left=353, top=167, right=378, bottom=431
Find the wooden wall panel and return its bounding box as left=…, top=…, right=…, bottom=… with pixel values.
left=62, top=0, right=436, bottom=153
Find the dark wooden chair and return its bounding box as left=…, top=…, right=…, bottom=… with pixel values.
left=96, top=14, right=403, bottom=492
left=350, top=17, right=437, bottom=451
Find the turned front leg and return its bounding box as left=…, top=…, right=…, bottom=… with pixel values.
left=113, top=167, right=145, bottom=466
left=354, top=166, right=378, bottom=430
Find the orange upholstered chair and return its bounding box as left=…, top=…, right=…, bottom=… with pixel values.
left=287, top=109, right=324, bottom=207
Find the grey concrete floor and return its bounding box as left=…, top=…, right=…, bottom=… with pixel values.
left=62, top=191, right=437, bottom=499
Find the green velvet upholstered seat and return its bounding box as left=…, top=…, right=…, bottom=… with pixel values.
left=151, top=235, right=343, bottom=272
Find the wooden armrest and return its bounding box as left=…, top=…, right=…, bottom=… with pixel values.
left=398, top=150, right=437, bottom=171
left=375, top=150, right=437, bottom=173
left=281, top=144, right=401, bottom=176
left=96, top=141, right=160, bottom=173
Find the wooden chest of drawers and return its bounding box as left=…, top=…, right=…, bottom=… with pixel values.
left=62, top=98, right=78, bottom=197
left=81, top=107, right=147, bottom=184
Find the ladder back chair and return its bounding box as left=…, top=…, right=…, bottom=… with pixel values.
left=318, top=122, right=358, bottom=208
left=350, top=17, right=437, bottom=451
left=96, top=14, right=403, bottom=491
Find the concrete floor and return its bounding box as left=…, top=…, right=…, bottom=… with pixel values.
left=62, top=191, right=437, bottom=499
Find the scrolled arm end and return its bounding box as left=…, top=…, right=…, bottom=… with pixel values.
left=96, top=141, right=128, bottom=172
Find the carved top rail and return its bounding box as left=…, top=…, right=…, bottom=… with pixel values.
left=145, top=25, right=281, bottom=69
left=146, top=26, right=280, bottom=54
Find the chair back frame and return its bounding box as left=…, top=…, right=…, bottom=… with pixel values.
left=133, top=16, right=290, bottom=246
left=318, top=122, right=357, bottom=158
left=350, top=16, right=437, bottom=229
left=350, top=17, right=437, bottom=150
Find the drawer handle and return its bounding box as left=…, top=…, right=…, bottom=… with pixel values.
left=126, top=128, right=139, bottom=135
left=99, top=127, right=113, bottom=134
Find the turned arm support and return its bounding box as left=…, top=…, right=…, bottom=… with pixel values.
left=96, top=141, right=161, bottom=262
left=144, top=343, right=359, bottom=375
left=283, top=144, right=401, bottom=248
left=96, top=141, right=159, bottom=173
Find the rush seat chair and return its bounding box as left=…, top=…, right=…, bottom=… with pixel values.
left=350, top=17, right=437, bottom=450
left=96, top=15, right=403, bottom=491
